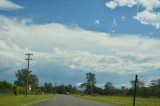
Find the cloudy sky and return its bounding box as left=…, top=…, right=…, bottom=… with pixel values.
left=0, top=0, right=160, bottom=87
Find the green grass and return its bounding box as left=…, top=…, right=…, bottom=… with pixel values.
left=76, top=95, right=160, bottom=106
left=0, top=94, right=57, bottom=106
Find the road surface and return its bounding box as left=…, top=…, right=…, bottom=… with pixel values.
left=29, top=95, right=118, bottom=106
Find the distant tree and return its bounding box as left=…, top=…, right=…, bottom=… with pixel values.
left=79, top=83, right=86, bottom=94
left=130, top=79, right=144, bottom=96
left=14, top=68, right=38, bottom=90
left=66, top=84, right=77, bottom=94
left=104, top=82, right=115, bottom=95
left=130, top=79, right=144, bottom=89
left=57, top=85, right=66, bottom=94
left=15, top=68, right=30, bottom=88
left=28, top=74, right=38, bottom=89
left=149, top=79, right=160, bottom=97
left=43, top=82, right=53, bottom=93
left=120, top=86, right=128, bottom=95
left=93, top=87, right=103, bottom=95
left=86, top=72, right=96, bottom=95
left=0, top=80, right=12, bottom=96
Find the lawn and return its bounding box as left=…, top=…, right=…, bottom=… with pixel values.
left=0, top=94, right=57, bottom=106
left=77, top=95, right=160, bottom=106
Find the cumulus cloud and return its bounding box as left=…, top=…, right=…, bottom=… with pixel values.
left=0, top=0, right=23, bottom=10
left=0, top=16, right=160, bottom=78
left=106, top=0, right=136, bottom=9
left=106, top=0, right=160, bottom=11
left=134, top=10, right=160, bottom=29
left=106, top=0, right=160, bottom=29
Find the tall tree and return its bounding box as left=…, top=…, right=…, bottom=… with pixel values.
left=86, top=72, right=96, bottom=95
left=14, top=68, right=38, bottom=90
left=104, top=82, right=115, bottom=95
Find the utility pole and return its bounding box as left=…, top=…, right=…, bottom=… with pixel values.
left=25, top=53, right=33, bottom=97
left=133, top=75, right=138, bottom=106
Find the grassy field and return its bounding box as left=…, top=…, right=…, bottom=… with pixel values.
left=77, top=95, right=160, bottom=106
left=0, top=94, right=57, bottom=106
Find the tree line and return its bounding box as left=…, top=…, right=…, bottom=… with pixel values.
left=80, top=72, right=160, bottom=98
left=0, top=69, right=160, bottom=98
left=0, top=68, right=78, bottom=95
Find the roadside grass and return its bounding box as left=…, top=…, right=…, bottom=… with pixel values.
left=76, top=95, right=160, bottom=106
left=0, top=94, right=57, bottom=106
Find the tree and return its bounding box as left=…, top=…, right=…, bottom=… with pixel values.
left=130, top=79, right=144, bottom=96
left=57, top=85, right=66, bottom=94
left=104, top=82, right=115, bottom=95
left=66, top=84, right=76, bottom=94
left=120, top=86, right=128, bottom=95
left=0, top=80, right=12, bottom=96
left=86, top=72, right=96, bottom=95
left=14, top=68, right=38, bottom=90
left=43, top=82, right=53, bottom=93
left=93, top=87, right=103, bottom=95
left=28, top=74, right=38, bottom=89
left=149, top=79, right=160, bottom=97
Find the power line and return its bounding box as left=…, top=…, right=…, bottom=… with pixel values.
left=25, top=53, right=33, bottom=97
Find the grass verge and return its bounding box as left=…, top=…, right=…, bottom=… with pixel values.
left=76, top=95, right=160, bottom=106
left=0, top=94, right=57, bottom=106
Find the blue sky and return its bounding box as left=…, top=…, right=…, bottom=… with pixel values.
left=0, top=0, right=160, bottom=88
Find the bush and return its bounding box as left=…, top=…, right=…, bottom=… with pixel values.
left=15, top=86, right=25, bottom=95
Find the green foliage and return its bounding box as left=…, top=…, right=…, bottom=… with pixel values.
left=43, top=82, right=53, bottom=93
left=14, top=68, right=30, bottom=87
left=14, top=68, right=39, bottom=91
left=0, top=80, right=13, bottom=96
left=28, top=74, right=39, bottom=89
left=14, top=86, right=25, bottom=95
left=86, top=72, right=96, bottom=95
left=104, top=82, right=115, bottom=95
left=149, top=79, right=160, bottom=97
left=31, top=88, right=41, bottom=94
left=40, top=83, right=78, bottom=94
left=57, top=85, right=66, bottom=94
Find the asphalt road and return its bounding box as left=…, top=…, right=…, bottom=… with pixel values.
left=29, top=95, right=118, bottom=106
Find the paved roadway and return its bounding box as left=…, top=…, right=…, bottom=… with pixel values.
left=29, top=95, right=118, bottom=106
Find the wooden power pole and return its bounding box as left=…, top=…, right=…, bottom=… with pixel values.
left=25, top=53, right=33, bottom=97
left=133, top=75, right=138, bottom=106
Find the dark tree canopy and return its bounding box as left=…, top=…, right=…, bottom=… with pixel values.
left=86, top=72, right=96, bottom=95
left=14, top=68, right=38, bottom=89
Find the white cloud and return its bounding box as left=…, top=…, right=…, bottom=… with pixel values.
left=0, top=0, right=23, bottom=10
left=106, top=0, right=118, bottom=9
left=134, top=10, right=160, bottom=29
left=106, top=0, right=160, bottom=29
left=136, top=0, right=160, bottom=11
left=106, top=0, right=136, bottom=9
left=106, top=0, right=160, bottom=11
left=0, top=16, right=160, bottom=75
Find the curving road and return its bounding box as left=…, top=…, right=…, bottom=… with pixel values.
left=29, top=95, right=118, bottom=106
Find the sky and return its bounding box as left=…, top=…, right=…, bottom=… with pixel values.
left=0, top=0, right=160, bottom=88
